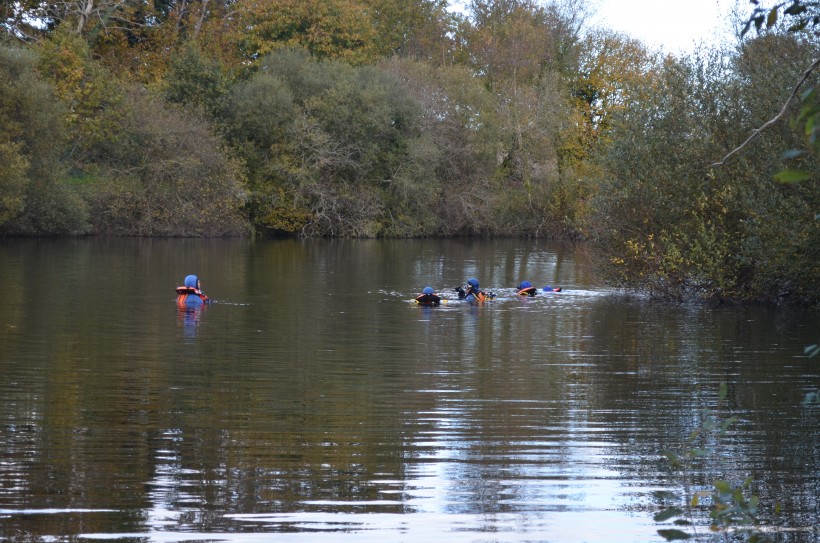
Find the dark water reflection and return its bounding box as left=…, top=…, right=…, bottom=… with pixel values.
left=0, top=238, right=817, bottom=542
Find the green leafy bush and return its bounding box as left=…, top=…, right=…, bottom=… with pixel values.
left=0, top=43, right=89, bottom=235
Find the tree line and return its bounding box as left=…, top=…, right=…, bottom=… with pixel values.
left=1, top=0, right=818, bottom=303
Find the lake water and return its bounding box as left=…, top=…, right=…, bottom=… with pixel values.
left=0, top=238, right=817, bottom=543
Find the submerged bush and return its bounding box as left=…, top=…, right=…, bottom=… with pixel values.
left=586, top=37, right=820, bottom=304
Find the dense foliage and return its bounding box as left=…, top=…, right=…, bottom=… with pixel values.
left=586, top=37, right=820, bottom=303
left=1, top=0, right=818, bottom=303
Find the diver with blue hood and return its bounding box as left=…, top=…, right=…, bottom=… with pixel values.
left=517, top=280, right=537, bottom=296
left=415, top=286, right=441, bottom=306
left=176, top=274, right=210, bottom=307
left=456, top=278, right=494, bottom=302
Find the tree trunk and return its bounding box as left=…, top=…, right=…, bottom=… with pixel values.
left=193, top=0, right=210, bottom=39
left=77, top=0, right=94, bottom=33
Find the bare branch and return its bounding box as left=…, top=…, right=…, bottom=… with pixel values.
left=712, top=55, right=820, bottom=167
left=193, top=0, right=209, bottom=38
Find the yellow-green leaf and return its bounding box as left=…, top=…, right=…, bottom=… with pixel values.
left=774, top=169, right=812, bottom=184
left=766, top=7, right=778, bottom=28
left=658, top=528, right=692, bottom=541
left=654, top=508, right=683, bottom=522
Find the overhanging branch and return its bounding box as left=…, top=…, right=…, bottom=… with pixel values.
left=711, top=55, right=820, bottom=167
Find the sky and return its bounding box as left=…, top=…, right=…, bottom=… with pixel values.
left=588, top=0, right=741, bottom=54
left=449, top=0, right=746, bottom=55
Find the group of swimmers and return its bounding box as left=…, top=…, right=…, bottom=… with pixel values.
left=175, top=274, right=559, bottom=309
left=415, top=278, right=561, bottom=306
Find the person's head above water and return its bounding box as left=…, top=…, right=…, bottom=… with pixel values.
left=466, top=278, right=479, bottom=289
left=423, top=286, right=435, bottom=295
left=518, top=280, right=532, bottom=290
left=184, top=274, right=201, bottom=290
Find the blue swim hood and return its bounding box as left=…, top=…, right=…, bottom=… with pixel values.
left=466, top=278, right=479, bottom=289
left=518, top=280, right=532, bottom=290
left=184, top=275, right=199, bottom=288
left=423, top=286, right=435, bottom=295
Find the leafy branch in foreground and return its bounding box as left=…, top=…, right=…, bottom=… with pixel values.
left=712, top=56, right=820, bottom=168
left=654, top=383, right=772, bottom=542
left=715, top=1, right=820, bottom=173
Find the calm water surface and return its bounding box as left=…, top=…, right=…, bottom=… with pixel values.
left=0, top=238, right=817, bottom=543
